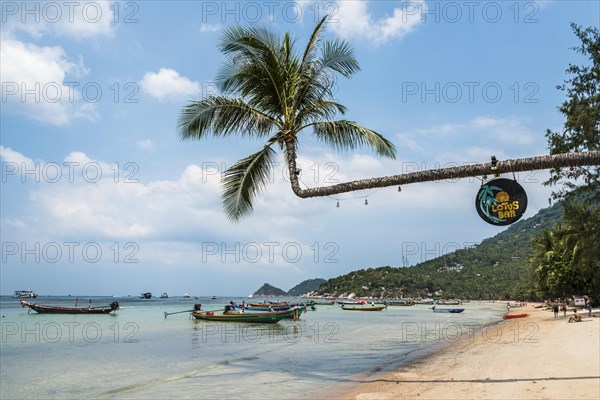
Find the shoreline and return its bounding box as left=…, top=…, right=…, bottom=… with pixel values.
left=312, top=304, right=600, bottom=400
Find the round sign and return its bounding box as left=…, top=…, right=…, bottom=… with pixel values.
left=475, top=178, right=528, bottom=226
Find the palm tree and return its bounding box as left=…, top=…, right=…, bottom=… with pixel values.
left=180, top=18, right=600, bottom=221
left=178, top=17, right=396, bottom=221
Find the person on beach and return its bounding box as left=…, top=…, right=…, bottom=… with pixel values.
left=561, top=302, right=567, bottom=317
left=586, top=299, right=593, bottom=317
left=568, top=309, right=582, bottom=323
left=506, top=302, right=510, bottom=310
left=553, top=302, right=559, bottom=318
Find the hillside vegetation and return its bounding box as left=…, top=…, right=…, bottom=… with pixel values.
left=288, top=278, right=326, bottom=296
left=316, top=202, right=564, bottom=300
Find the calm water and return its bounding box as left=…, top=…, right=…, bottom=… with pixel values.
left=1, top=296, right=506, bottom=399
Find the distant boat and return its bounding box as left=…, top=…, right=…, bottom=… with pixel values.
left=309, top=300, right=335, bottom=305
left=436, top=300, right=462, bottom=305
left=183, top=293, right=191, bottom=298
left=140, top=292, right=152, bottom=299
left=503, top=313, right=529, bottom=319
left=336, top=300, right=360, bottom=305
left=415, top=299, right=434, bottom=305
left=13, top=290, right=37, bottom=298
left=21, top=300, right=119, bottom=314
left=211, top=295, right=217, bottom=300
left=432, top=307, right=464, bottom=313
left=386, top=300, right=415, bottom=306
left=160, top=293, right=168, bottom=299
left=247, top=301, right=290, bottom=307
left=341, top=304, right=386, bottom=311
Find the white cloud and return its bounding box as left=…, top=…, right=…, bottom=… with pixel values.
left=137, top=140, right=155, bottom=150
left=140, top=68, right=201, bottom=102
left=0, top=148, right=223, bottom=241
left=0, top=145, right=35, bottom=168
left=2, top=1, right=116, bottom=39
left=396, top=115, right=539, bottom=163
left=4, top=218, right=27, bottom=229
left=64, top=151, right=95, bottom=165
left=0, top=2, right=115, bottom=125
left=472, top=116, right=498, bottom=129
left=1, top=147, right=557, bottom=294
left=200, top=23, right=222, bottom=33
left=0, top=38, right=96, bottom=125
left=470, top=116, right=536, bottom=145
left=328, top=0, right=423, bottom=45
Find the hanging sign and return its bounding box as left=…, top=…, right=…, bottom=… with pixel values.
left=475, top=178, right=527, bottom=226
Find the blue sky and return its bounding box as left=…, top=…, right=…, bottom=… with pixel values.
left=1, top=1, right=598, bottom=296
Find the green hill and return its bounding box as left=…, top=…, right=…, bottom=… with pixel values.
left=253, top=283, right=288, bottom=297
left=317, top=202, right=565, bottom=300
left=288, top=278, right=326, bottom=296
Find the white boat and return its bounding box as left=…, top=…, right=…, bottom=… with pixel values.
left=183, top=293, right=191, bottom=298
left=160, top=292, right=168, bottom=299
left=13, top=290, right=37, bottom=298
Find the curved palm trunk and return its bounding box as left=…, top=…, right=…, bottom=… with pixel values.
left=284, top=149, right=600, bottom=198
left=284, top=136, right=304, bottom=198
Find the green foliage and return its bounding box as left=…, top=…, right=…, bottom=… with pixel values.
left=253, top=283, right=287, bottom=296
left=535, top=24, right=600, bottom=303
left=531, top=191, right=600, bottom=302
left=317, top=202, right=565, bottom=300
left=179, top=17, right=396, bottom=220
left=545, top=24, right=600, bottom=199
left=287, top=278, right=327, bottom=296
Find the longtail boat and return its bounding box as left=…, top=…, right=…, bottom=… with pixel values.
left=341, top=304, right=386, bottom=311
left=20, top=300, right=119, bottom=314
left=246, top=301, right=290, bottom=307
left=336, top=300, right=359, bottom=305
left=191, top=308, right=295, bottom=323
left=13, top=290, right=37, bottom=298
left=310, top=300, right=335, bottom=305
left=386, top=300, right=415, bottom=306
left=234, top=304, right=292, bottom=312
left=503, top=313, right=529, bottom=319
left=432, top=308, right=464, bottom=313
left=234, top=305, right=305, bottom=319
left=415, top=299, right=434, bottom=305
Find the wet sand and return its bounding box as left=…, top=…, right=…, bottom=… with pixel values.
left=316, top=305, right=600, bottom=400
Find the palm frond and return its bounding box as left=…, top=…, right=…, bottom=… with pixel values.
left=301, top=16, right=328, bottom=65
left=309, top=120, right=397, bottom=159
left=319, top=39, right=360, bottom=78
left=294, top=36, right=359, bottom=117
left=219, top=25, right=278, bottom=58
left=178, top=96, right=279, bottom=140
left=216, top=25, right=291, bottom=119
left=296, top=99, right=346, bottom=126
left=222, top=145, right=277, bottom=221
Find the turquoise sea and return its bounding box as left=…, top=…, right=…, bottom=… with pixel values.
left=1, top=296, right=506, bottom=399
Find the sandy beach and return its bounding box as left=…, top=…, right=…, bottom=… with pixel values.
left=322, top=305, right=600, bottom=400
